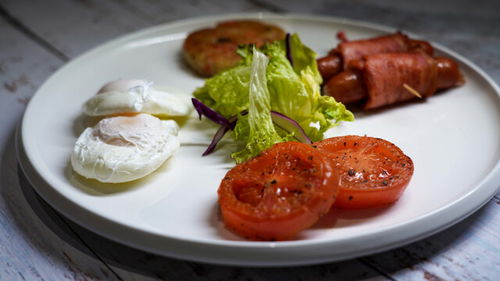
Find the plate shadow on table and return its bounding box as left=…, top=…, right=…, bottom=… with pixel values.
left=12, top=173, right=392, bottom=280
left=3, top=132, right=491, bottom=281
left=0, top=130, right=100, bottom=269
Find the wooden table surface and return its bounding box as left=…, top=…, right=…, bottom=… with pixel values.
left=1, top=0, right=499, bottom=280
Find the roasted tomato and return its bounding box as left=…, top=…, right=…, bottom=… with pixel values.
left=217, top=142, right=339, bottom=241
left=315, top=135, right=414, bottom=209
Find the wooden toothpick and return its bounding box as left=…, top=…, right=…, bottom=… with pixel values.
left=403, top=83, right=423, bottom=99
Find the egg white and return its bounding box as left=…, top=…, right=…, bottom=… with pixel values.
left=71, top=113, right=179, bottom=183
left=83, top=79, right=191, bottom=117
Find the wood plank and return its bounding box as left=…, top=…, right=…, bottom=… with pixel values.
left=1, top=0, right=152, bottom=58
left=362, top=197, right=500, bottom=281
left=0, top=0, right=279, bottom=60
left=0, top=11, right=62, bottom=145
left=18, top=182, right=391, bottom=281
left=4, top=0, right=499, bottom=82
left=0, top=1, right=395, bottom=278
left=0, top=14, right=126, bottom=281
left=111, top=0, right=268, bottom=25
left=2, top=0, right=499, bottom=280
left=257, top=1, right=500, bottom=279
left=1, top=1, right=385, bottom=280
left=264, top=0, right=500, bottom=83
left=16, top=169, right=164, bottom=281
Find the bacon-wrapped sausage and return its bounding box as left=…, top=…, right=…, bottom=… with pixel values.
left=317, top=32, right=435, bottom=80
left=323, top=69, right=366, bottom=104
left=338, top=33, right=409, bottom=69
left=319, top=31, right=463, bottom=109
left=317, top=55, right=342, bottom=81
left=323, top=53, right=464, bottom=109
left=363, top=53, right=438, bottom=109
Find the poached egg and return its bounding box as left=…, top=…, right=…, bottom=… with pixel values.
left=84, top=79, right=191, bottom=117
left=71, top=113, right=179, bottom=183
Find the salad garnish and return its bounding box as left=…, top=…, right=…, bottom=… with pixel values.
left=193, top=33, right=354, bottom=162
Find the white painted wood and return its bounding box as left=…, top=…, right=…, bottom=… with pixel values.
left=0, top=1, right=386, bottom=280
left=110, top=0, right=267, bottom=25
left=264, top=0, right=500, bottom=83
left=0, top=1, right=387, bottom=279
left=48, top=211, right=389, bottom=280
left=0, top=15, right=126, bottom=281
left=259, top=1, right=500, bottom=278
left=2, top=0, right=152, bottom=58
left=0, top=0, right=268, bottom=59
left=0, top=0, right=499, bottom=280
left=364, top=197, right=500, bottom=281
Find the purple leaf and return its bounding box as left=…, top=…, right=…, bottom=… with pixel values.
left=191, top=98, right=232, bottom=128
left=202, top=125, right=231, bottom=156
left=192, top=99, right=312, bottom=156
left=271, top=111, right=311, bottom=144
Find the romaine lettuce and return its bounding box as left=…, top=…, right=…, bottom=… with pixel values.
left=193, top=34, right=354, bottom=162
left=231, top=48, right=289, bottom=163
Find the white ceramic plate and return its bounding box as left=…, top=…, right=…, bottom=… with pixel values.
left=19, top=13, right=500, bottom=266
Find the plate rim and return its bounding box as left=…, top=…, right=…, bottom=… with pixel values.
left=19, top=12, right=500, bottom=266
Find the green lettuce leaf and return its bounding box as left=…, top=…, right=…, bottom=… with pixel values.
left=192, top=64, right=251, bottom=117
left=231, top=48, right=287, bottom=163
left=193, top=33, right=354, bottom=161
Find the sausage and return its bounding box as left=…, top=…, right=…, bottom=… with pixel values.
left=319, top=31, right=464, bottom=109
left=317, top=32, right=435, bottom=81
left=323, top=53, right=464, bottom=109
left=409, top=39, right=434, bottom=56
left=317, top=55, right=342, bottom=81
left=363, top=52, right=438, bottom=109
left=323, top=70, right=366, bottom=104
left=338, top=33, right=409, bottom=69
left=435, top=57, right=464, bottom=89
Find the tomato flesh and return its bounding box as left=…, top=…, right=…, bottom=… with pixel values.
left=218, top=142, right=339, bottom=241
left=315, top=135, right=414, bottom=209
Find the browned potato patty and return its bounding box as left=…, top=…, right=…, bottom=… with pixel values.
left=183, top=20, right=286, bottom=77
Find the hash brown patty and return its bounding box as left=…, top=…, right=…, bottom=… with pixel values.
left=183, top=20, right=286, bottom=77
